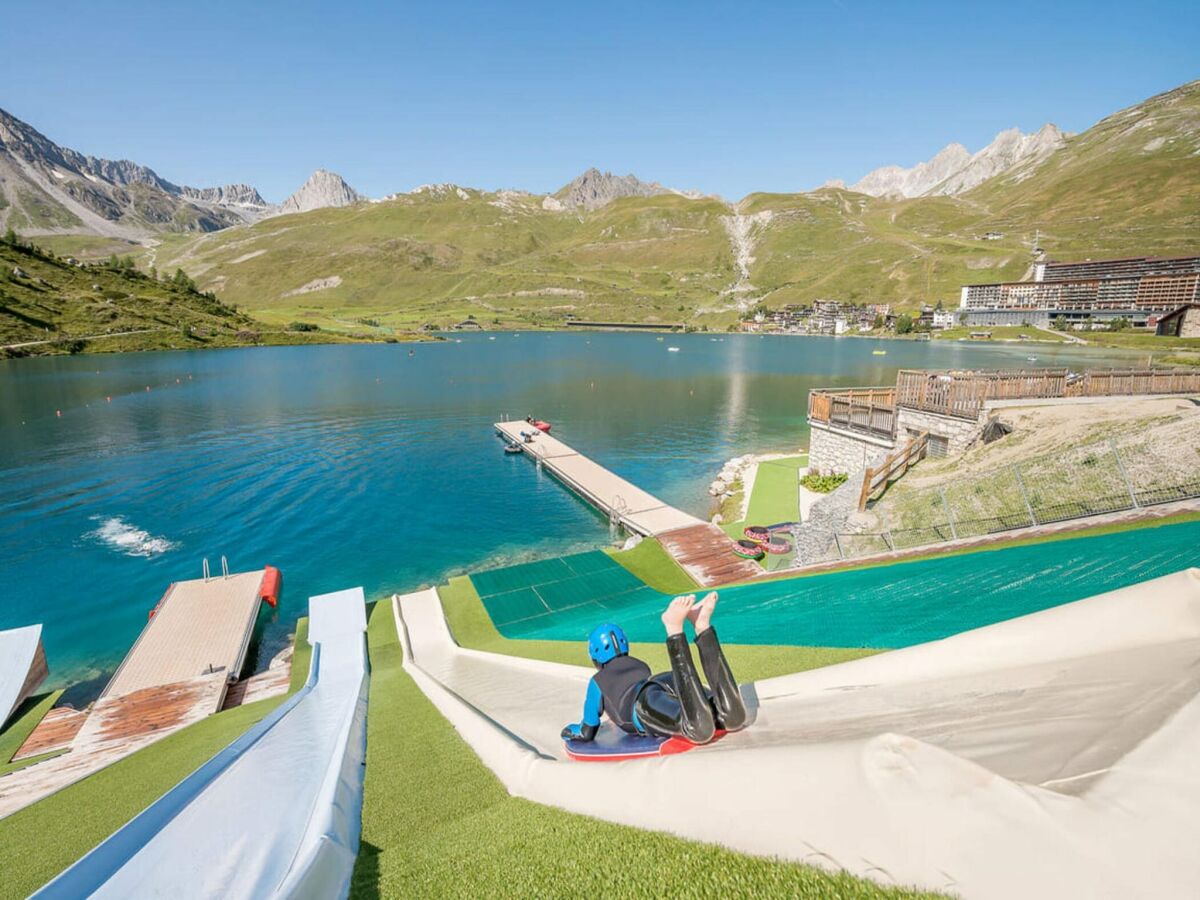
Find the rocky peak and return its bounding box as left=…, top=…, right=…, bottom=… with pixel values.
left=930, top=124, right=1066, bottom=195
left=851, top=143, right=970, bottom=198
left=180, top=183, right=269, bottom=209
left=555, top=167, right=669, bottom=210
left=850, top=125, right=1066, bottom=198
left=279, top=169, right=362, bottom=215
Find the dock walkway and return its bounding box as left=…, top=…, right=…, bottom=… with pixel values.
left=104, top=571, right=265, bottom=699
left=495, top=421, right=701, bottom=536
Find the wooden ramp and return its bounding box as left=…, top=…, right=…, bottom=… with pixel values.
left=13, top=707, right=86, bottom=761
left=495, top=420, right=701, bottom=536
left=658, top=523, right=764, bottom=587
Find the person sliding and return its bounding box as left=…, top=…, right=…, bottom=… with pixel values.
left=562, top=592, right=747, bottom=745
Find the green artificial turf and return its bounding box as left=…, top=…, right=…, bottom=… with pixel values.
left=352, top=601, right=937, bottom=899
left=744, top=455, right=808, bottom=527
left=0, top=690, right=63, bottom=775
left=288, top=617, right=312, bottom=693
left=606, top=538, right=698, bottom=594
left=438, top=575, right=875, bottom=683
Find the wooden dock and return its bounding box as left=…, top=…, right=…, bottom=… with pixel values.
left=495, top=421, right=702, bottom=536
left=0, top=568, right=273, bottom=820
left=104, top=571, right=266, bottom=699
left=494, top=421, right=766, bottom=587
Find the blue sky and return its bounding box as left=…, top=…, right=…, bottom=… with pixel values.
left=2, top=1, right=1196, bottom=202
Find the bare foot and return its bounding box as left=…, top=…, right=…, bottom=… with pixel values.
left=662, top=595, right=695, bottom=637
left=684, top=592, right=711, bottom=628
left=694, top=592, right=718, bottom=634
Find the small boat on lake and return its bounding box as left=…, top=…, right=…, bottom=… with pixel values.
left=873, top=350, right=887, bottom=356
left=668, top=347, right=681, bottom=353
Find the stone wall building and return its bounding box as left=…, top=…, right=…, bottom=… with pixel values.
left=1156, top=304, right=1200, bottom=338
left=806, top=365, right=1200, bottom=472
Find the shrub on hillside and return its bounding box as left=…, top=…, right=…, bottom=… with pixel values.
left=800, top=472, right=849, bottom=493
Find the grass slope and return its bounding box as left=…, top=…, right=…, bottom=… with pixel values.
left=0, top=690, right=64, bottom=775
left=152, top=190, right=735, bottom=334
left=0, top=240, right=382, bottom=356
left=606, top=537, right=698, bottom=594
left=353, top=601, right=935, bottom=899
left=745, top=455, right=807, bottom=526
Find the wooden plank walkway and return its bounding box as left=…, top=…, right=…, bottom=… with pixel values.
left=495, top=420, right=701, bottom=536
left=12, top=707, right=86, bottom=761
left=658, top=523, right=765, bottom=587
left=220, top=665, right=290, bottom=710
left=0, top=673, right=228, bottom=819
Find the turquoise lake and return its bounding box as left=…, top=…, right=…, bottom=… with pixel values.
left=0, top=332, right=1140, bottom=688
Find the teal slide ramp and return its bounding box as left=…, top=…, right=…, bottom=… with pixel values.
left=476, top=521, right=1200, bottom=648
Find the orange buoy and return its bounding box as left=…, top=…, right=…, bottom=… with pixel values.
left=259, top=566, right=282, bottom=608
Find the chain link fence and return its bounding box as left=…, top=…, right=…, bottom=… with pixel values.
left=791, top=417, right=1200, bottom=566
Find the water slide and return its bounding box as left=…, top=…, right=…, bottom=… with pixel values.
left=0, top=624, right=46, bottom=729
left=35, top=587, right=369, bottom=900
left=394, top=571, right=1200, bottom=899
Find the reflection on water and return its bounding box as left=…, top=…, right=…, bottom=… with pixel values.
left=0, top=333, right=1137, bottom=684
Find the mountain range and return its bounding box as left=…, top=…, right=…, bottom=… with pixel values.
left=0, top=109, right=368, bottom=239
left=846, top=124, right=1069, bottom=198
left=2, top=79, right=1197, bottom=325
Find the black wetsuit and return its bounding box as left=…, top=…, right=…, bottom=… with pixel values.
left=593, top=655, right=651, bottom=732
left=592, top=627, right=748, bottom=744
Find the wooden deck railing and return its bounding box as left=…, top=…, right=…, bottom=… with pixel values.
left=807, top=387, right=896, bottom=439
left=858, top=432, right=928, bottom=510
left=894, top=367, right=1200, bottom=420
left=894, top=369, right=1069, bottom=420
left=1065, top=368, right=1200, bottom=397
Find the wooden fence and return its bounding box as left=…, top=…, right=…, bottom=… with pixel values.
left=1065, top=368, right=1200, bottom=397
left=894, top=367, right=1200, bottom=420
left=858, top=432, right=928, bottom=510
left=807, top=388, right=896, bottom=439
left=894, top=369, right=1069, bottom=419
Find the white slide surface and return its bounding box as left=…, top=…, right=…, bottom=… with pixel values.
left=35, top=587, right=370, bottom=900
left=394, top=570, right=1200, bottom=899
left=0, top=624, right=45, bottom=727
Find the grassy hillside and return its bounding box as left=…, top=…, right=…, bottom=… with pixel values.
left=0, top=238, right=383, bottom=356
left=151, top=189, right=736, bottom=332
left=148, top=81, right=1200, bottom=331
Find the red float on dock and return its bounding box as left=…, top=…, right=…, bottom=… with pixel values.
left=259, top=566, right=282, bottom=608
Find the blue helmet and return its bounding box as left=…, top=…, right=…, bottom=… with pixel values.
left=588, top=623, right=629, bottom=666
